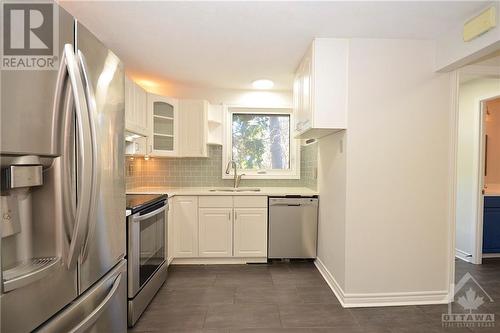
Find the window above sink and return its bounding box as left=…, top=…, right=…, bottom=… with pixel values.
left=223, top=106, right=300, bottom=180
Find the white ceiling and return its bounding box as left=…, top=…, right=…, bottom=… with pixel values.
left=60, top=1, right=491, bottom=91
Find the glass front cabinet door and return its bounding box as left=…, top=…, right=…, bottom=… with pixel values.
left=148, top=94, right=179, bottom=156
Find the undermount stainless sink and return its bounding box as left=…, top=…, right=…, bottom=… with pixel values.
left=209, top=187, right=261, bottom=192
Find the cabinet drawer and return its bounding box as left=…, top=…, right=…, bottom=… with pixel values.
left=199, top=196, right=233, bottom=208
left=233, top=196, right=267, bottom=208
left=485, top=196, right=500, bottom=208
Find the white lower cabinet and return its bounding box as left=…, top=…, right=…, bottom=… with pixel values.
left=167, top=198, right=174, bottom=263
left=233, top=208, right=268, bottom=257
left=172, top=195, right=267, bottom=261
left=198, top=208, right=233, bottom=257
left=172, top=196, right=198, bottom=257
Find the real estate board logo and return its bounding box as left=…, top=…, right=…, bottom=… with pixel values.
left=442, top=272, right=495, bottom=328
left=2, top=1, right=59, bottom=70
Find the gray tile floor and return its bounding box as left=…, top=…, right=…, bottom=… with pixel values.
left=129, top=259, right=500, bottom=333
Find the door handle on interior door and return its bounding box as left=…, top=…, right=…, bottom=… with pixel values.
left=55, top=44, right=93, bottom=270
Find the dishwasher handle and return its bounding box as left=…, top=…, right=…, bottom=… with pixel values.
left=271, top=203, right=301, bottom=207
left=269, top=198, right=318, bottom=207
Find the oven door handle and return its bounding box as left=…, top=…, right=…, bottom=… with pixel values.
left=132, top=205, right=167, bottom=223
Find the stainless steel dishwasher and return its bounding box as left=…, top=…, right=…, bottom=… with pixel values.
left=268, top=197, right=319, bottom=259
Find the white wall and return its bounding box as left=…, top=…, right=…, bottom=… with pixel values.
left=317, top=131, right=347, bottom=289
left=345, top=39, right=452, bottom=294
left=455, top=77, right=500, bottom=258
left=436, top=2, right=500, bottom=71
left=317, top=39, right=453, bottom=303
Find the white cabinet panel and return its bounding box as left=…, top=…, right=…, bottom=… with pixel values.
left=125, top=77, right=135, bottom=131
left=125, top=77, right=149, bottom=136
left=170, top=195, right=268, bottom=261
left=233, top=208, right=268, bottom=258
left=179, top=99, right=208, bottom=157
left=167, top=198, right=174, bottom=263
left=293, top=38, right=349, bottom=139
left=233, top=196, right=267, bottom=208
left=172, top=196, right=198, bottom=257
left=148, top=94, right=179, bottom=156
left=199, top=196, right=233, bottom=208
left=199, top=208, right=232, bottom=257
left=134, top=85, right=148, bottom=134
left=207, top=104, right=223, bottom=145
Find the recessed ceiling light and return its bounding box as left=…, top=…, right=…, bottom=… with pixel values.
left=252, top=79, right=274, bottom=89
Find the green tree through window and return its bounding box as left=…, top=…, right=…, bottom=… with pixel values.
left=232, top=113, right=290, bottom=171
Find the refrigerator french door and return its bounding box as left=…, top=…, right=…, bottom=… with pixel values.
left=75, top=18, right=126, bottom=297
left=1, top=5, right=126, bottom=333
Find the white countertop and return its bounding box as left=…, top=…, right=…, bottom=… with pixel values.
left=126, top=186, right=318, bottom=197
left=485, top=184, right=500, bottom=197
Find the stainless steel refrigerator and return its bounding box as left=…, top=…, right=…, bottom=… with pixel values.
left=0, top=4, right=127, bottom=333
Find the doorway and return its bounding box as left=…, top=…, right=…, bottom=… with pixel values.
left=481, top=97, right=500, bottom=258
left=455, top=71, right=500, bottom=265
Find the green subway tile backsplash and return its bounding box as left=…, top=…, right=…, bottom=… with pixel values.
left=125, top=144, right=317, bottom=190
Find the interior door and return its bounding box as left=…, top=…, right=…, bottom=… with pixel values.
left=76, top=22, right=126, bottom=293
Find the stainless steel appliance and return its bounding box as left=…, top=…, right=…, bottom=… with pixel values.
left=126, top=194, right=168, bottom=326
left=268, top=197, right=319, bottom=259
left=1, top=4, right=126, bottom=332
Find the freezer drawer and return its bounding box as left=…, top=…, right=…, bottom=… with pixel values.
left=268, top=197, right=319, bottom=259
left=35, top=260, right=127, bottom=333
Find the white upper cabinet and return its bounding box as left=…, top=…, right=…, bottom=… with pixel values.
left=293, top=38, right=349, bottom=139
left=178, top=99, right=208, bottom=157
left=207, top=104, right=223, bottom=145
left=148, top=93, right=179, bottom=157
left=125, top=77, right=149, bottom=136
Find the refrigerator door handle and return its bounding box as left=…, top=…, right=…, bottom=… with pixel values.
left=68, top=275, right=121, bottom=333
left=77, top=50, right=101, bottom=262
left=56, top=44, right=94, bottom=270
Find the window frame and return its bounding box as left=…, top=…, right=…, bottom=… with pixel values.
left=222, top=105, right=300, bottom=180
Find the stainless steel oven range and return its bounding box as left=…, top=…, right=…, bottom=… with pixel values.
left=126, top=194, right=168, bottom=326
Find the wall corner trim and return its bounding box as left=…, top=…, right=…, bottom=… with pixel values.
left=314, top=258, right=451, bottom=308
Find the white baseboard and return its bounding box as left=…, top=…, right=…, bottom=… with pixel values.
left=314, top=257, right=450, bottom=308
left=455, top=249, right=474, bottom=263
left=483, top=253, right=500, bottom=258
left=313, top=257, right=346, bottom=306
left=171, top=257, right=267, bottom=265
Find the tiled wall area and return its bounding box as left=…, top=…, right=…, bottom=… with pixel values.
left=126, top=144, right=318, bottom=190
